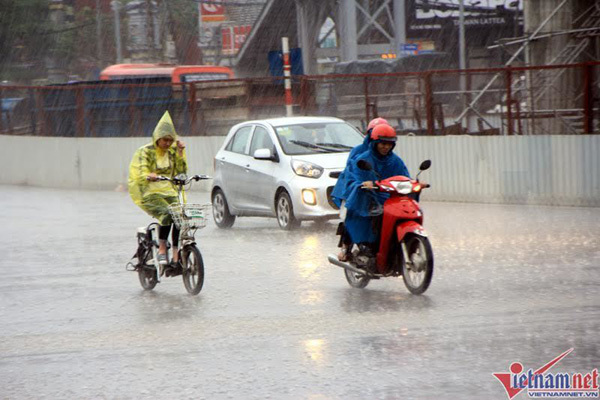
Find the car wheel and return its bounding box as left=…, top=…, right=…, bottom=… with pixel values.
left=276, top=191, right=300, bottom=230
left=212, top=189, right=235, bottom=228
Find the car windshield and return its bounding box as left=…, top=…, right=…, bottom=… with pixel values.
left=274, top=122, right=364, bottom=155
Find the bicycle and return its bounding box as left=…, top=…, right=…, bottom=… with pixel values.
left=126, top=174, right=211, bottom=295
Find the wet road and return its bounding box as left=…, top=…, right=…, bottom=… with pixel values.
left=1, top=185, right=599, bottom=399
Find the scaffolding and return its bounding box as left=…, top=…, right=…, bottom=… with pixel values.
left=455, top=0, right=600, bottom=134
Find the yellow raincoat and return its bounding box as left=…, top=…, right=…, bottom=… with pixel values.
left=128, top=111, right=188, bottom=225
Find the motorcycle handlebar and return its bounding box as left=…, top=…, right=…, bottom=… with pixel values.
left=361, top=180, right=431, bottom=192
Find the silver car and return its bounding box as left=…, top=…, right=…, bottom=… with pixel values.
left=211, top=116, right=365, bottom=230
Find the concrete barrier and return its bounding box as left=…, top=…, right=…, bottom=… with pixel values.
left=395, top=135, right=600, bottom=207
left=1, top=134, right=599, bottom=207
left=0, top=136, right=225, bottom=192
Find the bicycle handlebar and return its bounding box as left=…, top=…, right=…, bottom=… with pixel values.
left=150, top=174, right=212, bottom=184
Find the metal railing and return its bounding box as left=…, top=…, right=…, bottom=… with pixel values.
left=1, top=62, right=598, bottom=137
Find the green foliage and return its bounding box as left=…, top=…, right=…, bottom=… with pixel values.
left=0, top=0, right=53, bottom=70
left=52, top=7, right=96, bottom=63
left=0, top=0, right=99, bottom=82
left=165, top=0, right=198, bottom=33
left=0, top=0, right=202, bottom=82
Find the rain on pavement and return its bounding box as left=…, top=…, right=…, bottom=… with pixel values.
left=1, top=184, right=599, bottom=399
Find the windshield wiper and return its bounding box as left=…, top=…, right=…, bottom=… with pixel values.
left=289, top=140, right=334, bottom=152
left=315, top=142, right=353, bottom=150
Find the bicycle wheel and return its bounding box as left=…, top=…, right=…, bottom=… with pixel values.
left=182, top=245, right=205, bottom=295
left=138, top=248, right=158, bottom=291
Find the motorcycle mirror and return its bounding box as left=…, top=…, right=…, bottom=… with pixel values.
left=357, top=160, right=373, bottom=171
left=419, top=160, right=431, bottom=171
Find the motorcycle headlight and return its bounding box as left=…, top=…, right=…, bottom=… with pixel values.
left=291, top=160, right=323, bottom=179
left=391, top=181, right=413, bottom=194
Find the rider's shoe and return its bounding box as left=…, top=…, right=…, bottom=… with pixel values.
left=157, top=253, right=168, bottom=265
left=338, top=251, right=349, bottom=262
left=166, top=261, right=183, bottom=277
left=338, top=245, right=350, bottom=262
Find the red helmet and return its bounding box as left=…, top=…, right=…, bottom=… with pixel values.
left=367, top=117, right=389, bottom=131
left=371, top=124, right=397, bottom=142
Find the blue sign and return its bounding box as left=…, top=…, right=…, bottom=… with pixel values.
left=401, top=44, right=419, bottom=51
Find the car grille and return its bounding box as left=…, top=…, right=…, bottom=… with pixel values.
left=326, top=186, right=339, bottom=210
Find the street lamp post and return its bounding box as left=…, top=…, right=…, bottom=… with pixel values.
left=458, top=0, right=467, bottom=119
left=112, top=0, right=123, bottom=63
left=509, top=1, right=520, bottom=38
left=96, top=0, right=103, bottom=64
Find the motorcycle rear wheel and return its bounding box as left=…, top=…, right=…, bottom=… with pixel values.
left=401, top=234, right=434, bottom=295
left=182, top=245, right=205, bottom=295
left=344, top=266, right=370, bottom=289
left=138, top=249, right=158, bottom=291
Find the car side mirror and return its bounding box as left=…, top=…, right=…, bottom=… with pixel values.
left=254, top=148, right=274, bottom=161
left=419, top=160, right=431, bottom=171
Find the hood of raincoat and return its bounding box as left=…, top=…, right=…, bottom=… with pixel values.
left=152, top=111, right=178, bottom=149
left=369, top=138, right=397, bottom=161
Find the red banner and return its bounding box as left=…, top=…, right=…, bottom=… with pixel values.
left=221, top=25, right=251, bottom=55
left=200, top=1, right=225, bottom=22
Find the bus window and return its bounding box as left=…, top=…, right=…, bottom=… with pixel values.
left=179, top=72, right=231, bottom=82
left=173, top=66, right=234, bottom=83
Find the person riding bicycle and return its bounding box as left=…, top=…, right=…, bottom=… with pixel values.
left=128, top=111, right=187, bottom=266
left=331, top=117, right=390, bottom=261
left=340, top=124, right=410, bottom=261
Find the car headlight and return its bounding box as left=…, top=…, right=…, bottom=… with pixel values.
left=391, top=181, right=413, bottom=194
left=291, top=160, right=323, bottom=179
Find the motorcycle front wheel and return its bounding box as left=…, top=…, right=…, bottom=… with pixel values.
left=138, top=249, right=158, bottom=291
left=344, top=266, right=370, bottom=289
left=181, top=245, right=205, bottom=295
left=401, top=234, right=434, bottom=295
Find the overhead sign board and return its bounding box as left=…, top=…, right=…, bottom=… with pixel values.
left=406, top=0, right=522, bottom=47
left=200, top=1, right=225, bottom=22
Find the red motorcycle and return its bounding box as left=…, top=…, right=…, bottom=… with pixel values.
left=328, top=160, right=433, bottom=294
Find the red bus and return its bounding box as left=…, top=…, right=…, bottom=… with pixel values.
left=99, top=64, right=235, bottom=83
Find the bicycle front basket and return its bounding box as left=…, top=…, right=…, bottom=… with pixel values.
left=168, top=203, right=211, bottom=230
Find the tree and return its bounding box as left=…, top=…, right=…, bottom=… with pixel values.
left=0, top=0, right=53, bottom=81
left=164, top=0, right=202, bottom=64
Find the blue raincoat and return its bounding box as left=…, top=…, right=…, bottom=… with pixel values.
left=343, top=141, right=410, bottom=244
left=330, top=133, right=372, bottom=207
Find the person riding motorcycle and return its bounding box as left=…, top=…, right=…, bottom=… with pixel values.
left=331, top=117, right=390, bottom=261
left=128, top=111, right=187, bottom=266
left=339, top=124, right=410, bottom=260
left=331, top=117, right=389, bottom=207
